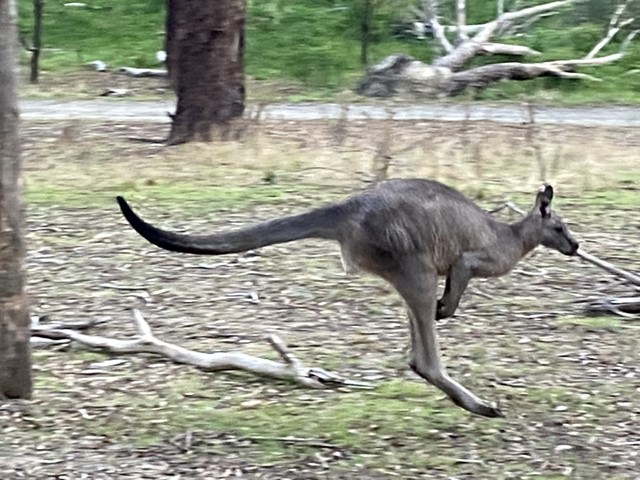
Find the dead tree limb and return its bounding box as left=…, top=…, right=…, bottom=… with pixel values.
left=584, top=296, right=640, bottom=318
left=31, top=309, right=373, bottom=389
left=434, top=0, right=577, bottom=71
left=118, top=67, right=168, bottom=78
left=423, top=0, right=454, bottom=54
left=455, top=0, right=469, bottom=44
left=575, top=250, right=640, bottom=287
left=357, top=0, right=637, bottom=99
left=446, top=61, right=599, bottom=96
left=585, top=0, right=633, bottom=59
left=478, top=43, right=541, bottom=56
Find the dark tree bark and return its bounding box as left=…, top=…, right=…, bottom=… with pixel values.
left=0, top=0, right=33, bottom=400
left=359, top=0, right=373, bottom=66
left=165, top=0, right=246, bottom=145
left=29, top=0, right=44, bottom=84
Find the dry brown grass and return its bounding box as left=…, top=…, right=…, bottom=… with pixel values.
left=22, top=119, right=640, bottom=205
left=8, top=119, right=640, bottom=479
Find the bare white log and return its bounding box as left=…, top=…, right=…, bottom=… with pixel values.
left=423, top=0, right=454, bottom=54
left=487, top=201, right=526, bottom=216
left=479, top=43, right=541, bottom=56
left=586, top=18, right=635, bottom=59
left=585, top=0, right=634, bottom=60
left=446, top=60, right=601, bottom=96
left=118, top=67, right=168, bottom=78
left=358, top=15, right=634, bottom=99
left=390, top=0, right=637, bottom=99
left=443, top=13, right=559, bottom=37
left=444, top=24, right=487, bottom=35
left=547, top=53, right=625, bottom=67
left=620, top=29, right=639, bottom=51
left=455, top=0, right=469, bottom=44
left=31, top=309, right=373, bottom=389
left=100, top=88, right=132, bottom=97
left=435, top=0, right=579, bottom=70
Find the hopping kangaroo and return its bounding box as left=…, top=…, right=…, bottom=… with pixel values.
left=117, top=178, right=578, bottom=417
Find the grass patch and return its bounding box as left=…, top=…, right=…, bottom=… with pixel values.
left=10, top=119, right=640, bottom=479
left=16, top=0, right=640, bottom=103
left=556, top=316, right=624, bottom=329
left=25, top=181, right=300, bottom=210
left=83, top=378, right=485, bottom=469
left=21, top=120, right=640, bottom=213
left=582, top=188, right=640, bottom=207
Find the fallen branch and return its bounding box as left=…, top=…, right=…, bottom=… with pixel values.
left=423, top=0, right=454, bottom=54
left=118, top=67, right=168, bottom=78
left=241, top=435, right=340, bottom=449
left=478, top=43, right=541, bottom=56
left=434, top=0, right=578, bottom=70
left=363, top=0, right=637, bottom=99
left=31, top=309, right=373, bottom=390
left=455, top=0, right=469, bottom=44
left=169, top=431, right=342, bottom=453
left=585, top=0, right=633, bottom=59
left=447, top=60, right=603, bottom=95
left=574, top=250, right=640, bottom=287
left=584, top=296, right=640, bottom=318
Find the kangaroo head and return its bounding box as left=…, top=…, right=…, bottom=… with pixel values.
left=534, top=184, right=579, bottom=256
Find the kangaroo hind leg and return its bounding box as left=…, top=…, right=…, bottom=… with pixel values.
left=389, top=259, right=503, bottom=418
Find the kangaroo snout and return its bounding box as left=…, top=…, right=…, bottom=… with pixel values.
left=568, top=241, right=580, bottom=256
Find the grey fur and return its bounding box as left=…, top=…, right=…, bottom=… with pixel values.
left=117, top=178, right=578, bottom=417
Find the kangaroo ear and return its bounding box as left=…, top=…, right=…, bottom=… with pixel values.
left=535, top=184, right=554, bottom=217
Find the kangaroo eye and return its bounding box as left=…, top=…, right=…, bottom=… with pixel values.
left=555, top=226, right=563, bottom=233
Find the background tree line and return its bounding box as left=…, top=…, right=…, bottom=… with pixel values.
left=15, top=0, right=640, bottom=102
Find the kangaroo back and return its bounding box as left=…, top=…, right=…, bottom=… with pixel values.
left=116, top=196, right=345, bottom=255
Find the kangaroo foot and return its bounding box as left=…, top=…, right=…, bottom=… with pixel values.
left=409, top=362, right=504, bottom=418
left=436, top=299, right=446, bottom=320
left=470, top=401, right=503, bottom=418
left=450, top=393, right=504, bottom=418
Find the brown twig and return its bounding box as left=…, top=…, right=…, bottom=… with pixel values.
left=241, top=435, right=341, bottom=449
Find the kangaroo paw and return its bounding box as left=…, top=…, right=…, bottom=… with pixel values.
left=436, top=299, right=451, bottom=320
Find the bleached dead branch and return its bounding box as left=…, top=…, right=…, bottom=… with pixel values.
left=31, top=309, right=373, bottom=389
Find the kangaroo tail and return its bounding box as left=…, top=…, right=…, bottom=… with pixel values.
left=116, top=196, right=345, bottom=255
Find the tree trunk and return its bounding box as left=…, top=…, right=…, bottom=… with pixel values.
left=360, top=0, right=372, bottom=66
left=29, top=0, right=43, bottom=84
left=0, top=0, right=33, bottom=400
left=165, top=0, right=178, bottom=92
left=165, top=0, right=246, bottom=145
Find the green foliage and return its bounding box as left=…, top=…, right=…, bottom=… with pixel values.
left=17, top=0, right=165, bottom=69
left=246, top=0, right=424, bottom=86
left=15, top=0, right=640, bottom=102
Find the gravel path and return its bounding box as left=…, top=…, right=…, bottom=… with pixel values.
left=20, top=99, right=640, bottom=127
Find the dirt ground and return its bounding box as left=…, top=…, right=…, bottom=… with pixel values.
left=1, top=119, right=639, bottom=479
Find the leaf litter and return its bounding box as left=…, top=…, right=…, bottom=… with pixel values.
left=1, top=120, right=639, bottom=479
